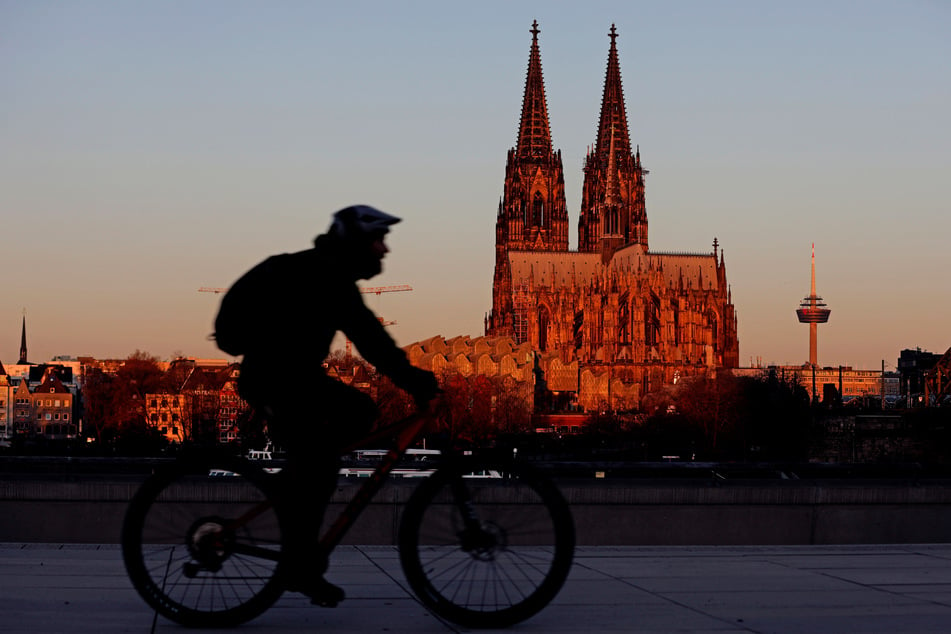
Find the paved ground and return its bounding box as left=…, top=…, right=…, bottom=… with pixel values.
left=2, top=543, right=951, bottom=633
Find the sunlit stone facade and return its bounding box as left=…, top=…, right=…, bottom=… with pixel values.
left=484, top=23, right=739, bottom=411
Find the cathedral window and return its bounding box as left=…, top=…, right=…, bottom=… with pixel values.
left=709, top=311, right=719, bottom=353
left=532, top=193, right=545, bottom=227
left=573, top=310, right=584, bottom=350
left=673, top=304, right=681, bottom=345
left=645, top=293, right=661, bottom=347
left=537, top=305, right=551, bottom=351
left=618, top=295, right=631, bottom=345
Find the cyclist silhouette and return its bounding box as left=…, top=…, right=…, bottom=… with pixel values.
left=233, top=205, right=438, bottom=605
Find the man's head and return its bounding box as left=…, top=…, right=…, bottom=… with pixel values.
left=324, top=205, right=402, bottom=280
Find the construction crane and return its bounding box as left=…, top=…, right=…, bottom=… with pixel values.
left=360, top=284, right=412, bottom=295
left=347, top=285, right=412, bottom=357
left=198, top=284, right=412, bottom=296
left=346, top=318, right=397, bottom=357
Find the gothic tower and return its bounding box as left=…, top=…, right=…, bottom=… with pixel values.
left=578, top=24, right=647, bottom=259
left=487, top=21, right=569, bottom=337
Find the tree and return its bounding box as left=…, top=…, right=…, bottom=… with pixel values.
left=672, top=371, right=743, bottom=455
left=736, top=371, right=812, bottom=461
left=112, top=351, right=166, bottom=449
left=81, top=367, right=119, bottom=445
left=493, top=376, right=533, bottom=435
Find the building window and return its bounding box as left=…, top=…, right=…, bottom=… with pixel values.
left=532, top=192, right=545, bottom=227
left=537, top=305, right=551, bottom=352
left=673, top=304, right=681, bottom=346
left=573, top=310, right=584, bottom=350
left=645, top=293, right=661, bottom=347
left=618, top=296, right=631, bottom=346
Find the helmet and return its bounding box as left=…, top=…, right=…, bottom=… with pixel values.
left=329, top=205, right=401, bottom=240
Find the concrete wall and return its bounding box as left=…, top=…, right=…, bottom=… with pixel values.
left=2, top=475, right=950, bottom=545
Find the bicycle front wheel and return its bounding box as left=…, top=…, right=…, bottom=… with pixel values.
left=398, top=457, right=574, bottom=628
left=121, top=454, right=285, bottom=627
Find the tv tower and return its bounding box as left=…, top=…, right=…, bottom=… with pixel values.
left=796, top=244, right=831, bottom=367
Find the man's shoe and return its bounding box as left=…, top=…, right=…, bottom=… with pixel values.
left=285, top=575, right=345, bottom=607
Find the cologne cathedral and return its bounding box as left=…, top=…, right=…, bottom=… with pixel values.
left=485, top=22, right=739, bottom=410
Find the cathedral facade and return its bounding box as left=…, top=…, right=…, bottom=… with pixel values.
left=486, top=22, right=739, bottom=411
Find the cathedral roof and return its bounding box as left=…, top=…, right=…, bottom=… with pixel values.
left=507, top=243, right=721, bottom=291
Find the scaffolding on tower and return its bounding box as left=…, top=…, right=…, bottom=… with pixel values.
left=512, top=284, right=531, bottom=345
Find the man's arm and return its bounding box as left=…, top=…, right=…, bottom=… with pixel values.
left=339, top=284, right=435, bottom=399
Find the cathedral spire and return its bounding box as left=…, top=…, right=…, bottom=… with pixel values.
left=515, top=20, right=553, bottom=157
left=18, top=313, right=28, bottom=365
left=594, top=24, right=631, bottom=161
left=604, top=125, right=620, bottom=209
left=580, top=24, right=647, bottom=254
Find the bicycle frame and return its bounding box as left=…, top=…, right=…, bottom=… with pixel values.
left=320, top=412, right=430, bottom=552
left=224, top=411, right=431, bottom=564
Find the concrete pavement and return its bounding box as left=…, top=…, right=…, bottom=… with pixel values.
left=2, top=543, right=951, bottom=633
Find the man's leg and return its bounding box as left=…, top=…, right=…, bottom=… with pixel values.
left=273, top=381, right=377, bottom=604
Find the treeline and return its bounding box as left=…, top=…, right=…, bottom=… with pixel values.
left=536, top=371, right=817, bottom=462
left=19, top=352, right=949, bottom=464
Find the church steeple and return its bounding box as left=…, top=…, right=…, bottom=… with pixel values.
left=579, top=24, right=648, bottom=255
left=516, top=20, right=553, bottom=158
left=488, top=20, right=569, bottom=338
left=18, top=314, right=28, bottom=365
left=594, top=25, right=631, bottom=161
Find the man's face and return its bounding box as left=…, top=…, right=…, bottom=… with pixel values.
left=353, top=235, right=388, bottom=280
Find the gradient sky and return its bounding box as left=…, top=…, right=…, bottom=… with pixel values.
left=2, top=1, right=949, bottom=370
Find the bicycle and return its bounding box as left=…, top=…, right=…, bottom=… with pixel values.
left=121, top=410, right=575, bottom=628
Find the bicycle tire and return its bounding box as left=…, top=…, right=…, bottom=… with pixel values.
left=398, top=456, right=574, bottom=628
left=121, top=453, right=286, bottom=627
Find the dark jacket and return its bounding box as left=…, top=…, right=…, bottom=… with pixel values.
left=236, top=234, right=431, bottom=406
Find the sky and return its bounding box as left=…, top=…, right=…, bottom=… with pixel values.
left=2, top=0, right=949, bottom=371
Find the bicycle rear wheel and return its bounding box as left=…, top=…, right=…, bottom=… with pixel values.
left=121, top=453, right=285, bottom=627
left=398, top=457, right=574, bottom=628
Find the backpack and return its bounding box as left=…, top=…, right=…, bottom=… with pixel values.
left=213, top=255, right=286, bottom=356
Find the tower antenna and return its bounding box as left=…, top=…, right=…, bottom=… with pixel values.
left=796, top=243, right=831, bottom=367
